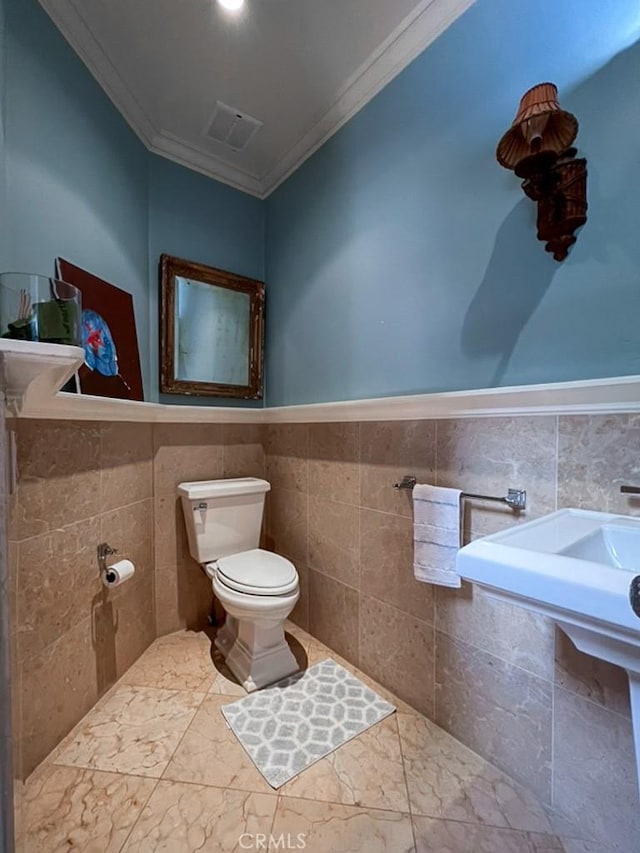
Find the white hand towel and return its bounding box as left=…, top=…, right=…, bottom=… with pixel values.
left=413, top=484, right=462, bottom=588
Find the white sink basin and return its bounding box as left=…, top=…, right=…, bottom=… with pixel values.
left=560, top=522, right=640, bottom=570
left=456, top=508, right=640, bottom=796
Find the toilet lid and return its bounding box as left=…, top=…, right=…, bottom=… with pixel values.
left=215, top=549, right=298, bottom=596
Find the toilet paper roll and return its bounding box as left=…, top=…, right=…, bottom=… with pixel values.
left=102, top=559, right=135, bottom=589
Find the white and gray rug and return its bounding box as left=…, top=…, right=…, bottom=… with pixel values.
left=220, top=658, right=396, bottom=788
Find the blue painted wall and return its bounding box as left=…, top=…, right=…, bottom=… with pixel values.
left=265, top=0, right=640, bottom=405
left=3, top=0, right=640, bottom=408
left=1, top=0, right=264, bottom=404
left=148, top=156, right=264, bottom=406
left=3, top=0, right=150, bottom=388
left=0, top=0, right=6, bottom=276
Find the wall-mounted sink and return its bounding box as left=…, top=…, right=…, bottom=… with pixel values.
left=456, top=508, right=640, bottom=797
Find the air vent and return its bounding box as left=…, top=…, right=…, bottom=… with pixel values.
left=206, top=101, right=263, bottom=152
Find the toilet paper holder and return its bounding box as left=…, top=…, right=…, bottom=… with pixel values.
left=97, top=541, right=118, bottom=579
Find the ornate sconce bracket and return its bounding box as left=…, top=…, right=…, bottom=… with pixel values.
left=497, top=83, right=587, bottom=261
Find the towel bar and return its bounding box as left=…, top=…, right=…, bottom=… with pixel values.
left=392, top=475, right=526, bottom=512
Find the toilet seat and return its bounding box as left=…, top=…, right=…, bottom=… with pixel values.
left=207, top=548, right=298, bottom=597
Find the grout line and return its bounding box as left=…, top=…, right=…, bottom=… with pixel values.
left=13, top=495, right=155, bottom=546
left=553, top=681, right=633, bottom=723
left=307, top=565, right=360, bottom=598
left=115, top=777, right=160, bottom=852
left=434, top=626, right=555, bottom=687
left=359, top=586, right=434, bottom=628
left=274, top=788, right=414, bottom=817
left=18, top=572, right=153, bottom=667
left=269, top=793, right=280, bottom=837
left=157, top=700, right=208, bottom=782
left=393, top=712, right=414, bottom=830
left=432, top=620, right=437, bottom=729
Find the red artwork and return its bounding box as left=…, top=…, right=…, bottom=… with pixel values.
left=56, top=258, right=144, bottom=401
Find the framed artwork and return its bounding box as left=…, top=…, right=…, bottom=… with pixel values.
left=56, top=258, right=144, bottom=401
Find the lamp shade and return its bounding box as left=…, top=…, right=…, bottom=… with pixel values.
left=496, top=83, right=578, bottom=170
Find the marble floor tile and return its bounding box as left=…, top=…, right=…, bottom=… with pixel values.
left=162, top=695, right=274, bottom=794
left=121, top=781, right=277, bottom=852
left=280, top=715, right=409, bottom=812
left=51, top=685, right=204, bottom=777
left=23, top=764, right=155, bottom=852
left=271, top=797, right=415, bottom=853
left=412, top=816, right=564, bottom=852
left=121, top=630, right=216, bottom=692
left=398, top=713, right=552, bottom=834
left=20, top=614, right=577, bottom=853
left=208, top=659, right=248, bottom=697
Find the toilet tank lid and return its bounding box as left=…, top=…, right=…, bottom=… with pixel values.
left=178, top=478, right=270, bottom=499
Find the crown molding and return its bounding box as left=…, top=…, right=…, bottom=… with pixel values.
left=38, top=0, right=157, bottom=147
left=260, top=0, right=476, bottom=196
left=39, top=0, right=475, bottom=198
left=150, top=131, right=265, bottom=198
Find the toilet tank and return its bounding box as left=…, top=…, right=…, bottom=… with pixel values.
left=177, top=478, right=270, bottom=564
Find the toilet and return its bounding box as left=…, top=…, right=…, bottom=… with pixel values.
left=178, top=477, right=300, bottom=692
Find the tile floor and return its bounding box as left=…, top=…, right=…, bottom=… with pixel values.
left=17, top=622, right=597, bottom=853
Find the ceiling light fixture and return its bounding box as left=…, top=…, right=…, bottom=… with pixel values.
left=217, top=0, right=244, bottom=11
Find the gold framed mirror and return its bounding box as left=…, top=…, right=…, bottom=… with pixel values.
left=159, top=254, right=264, bottom=399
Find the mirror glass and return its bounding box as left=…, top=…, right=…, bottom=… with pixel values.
left=160, top=255, right=264, bottom=399
left=174, top=277, right=250, bottom=385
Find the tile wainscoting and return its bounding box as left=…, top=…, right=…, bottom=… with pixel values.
left=265, top=414, right=640, bottom=853
left=0, top=401, right=15, bottom=852
left=4, top=413, right=640, bottom=852
left=7, top=420, right=264, bottom=783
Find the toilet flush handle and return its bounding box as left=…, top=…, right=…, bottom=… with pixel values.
left=194, top=502, right=207, bottom=511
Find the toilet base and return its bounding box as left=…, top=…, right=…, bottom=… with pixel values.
left=214, top=615, right=238, bottom=658
left=225, top=621, right=299, bottom=692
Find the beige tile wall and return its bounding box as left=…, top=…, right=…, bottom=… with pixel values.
left=0, top=403, right=17, bottom=851
left=8, top=420, right=156, bottom=777
left=7, top=419, right=265, bottom=783
left=265, top=414, right=640, bottom=852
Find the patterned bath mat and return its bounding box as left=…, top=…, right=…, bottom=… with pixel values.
left=220, top=658, right=396, bottom=788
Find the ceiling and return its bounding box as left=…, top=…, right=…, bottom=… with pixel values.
left=39, top=0, right=474, bottom=198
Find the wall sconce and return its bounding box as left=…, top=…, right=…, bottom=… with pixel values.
left=497, top=83, right=587, bottom=261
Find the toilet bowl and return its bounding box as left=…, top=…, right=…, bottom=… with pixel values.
left=205, top=549, right=299, bottom=692
left=177, top=478, right=300, bottom=692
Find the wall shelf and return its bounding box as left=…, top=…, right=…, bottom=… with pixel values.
left=0, top=339, right=85, bottom=416
left=18, top=391, right=265, bottom=423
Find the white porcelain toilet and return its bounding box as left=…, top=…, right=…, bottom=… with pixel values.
left=178, top=477, right=300, bottom=692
